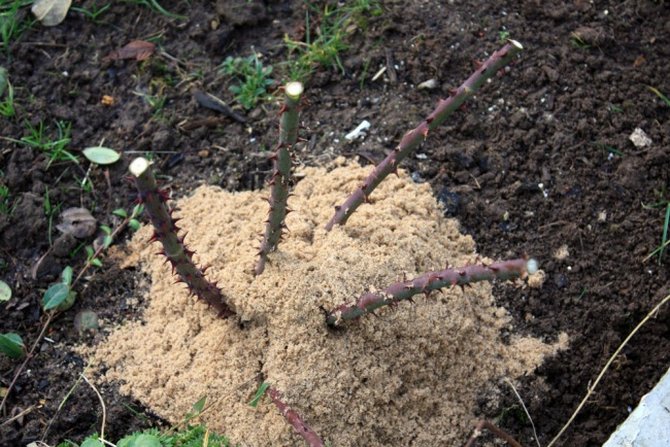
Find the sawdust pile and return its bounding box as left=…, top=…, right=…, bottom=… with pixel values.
left=91, top=160, right=566, bottom=446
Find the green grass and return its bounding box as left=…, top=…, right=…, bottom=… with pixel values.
left=0, top=0, right=33, bottom=52
left=10, top=120, right=78, bottom=168
left=219, top=53, right=274, bottom=109
left=0, top=66, right=14, bottom=117
left=284, top=0, right=381, bottom=82
left=569, top=32, right=590, bottom=49
left=122, top=0, right=186, bottom=20
left=71, top=2, right=112, bottom=23
left=0, top=183, right=11, bottom=214
left=642, top=199, right=670, bottom=264
left=0, top=79, right=15, bottom=117
left=648, top=86, right=670, bottom=107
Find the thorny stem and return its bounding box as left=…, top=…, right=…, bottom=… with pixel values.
left=255, top=82, right=304, bottom=275
left=325, top=40, right=524, bottom=230
left=267, top=387, right=325, bottom=447
left=129, top=158, right=234, bottom=317
left=326, top=258, right=537, bottom=326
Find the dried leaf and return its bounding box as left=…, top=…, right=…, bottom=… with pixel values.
left=56, top=207, right=97, bottom=239
left=106, top=40, right=156, bottom=61
left=31, top=0, right=72, bottom=27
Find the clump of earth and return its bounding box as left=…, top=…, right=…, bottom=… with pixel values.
left=90, top=160, right=566, bottom=446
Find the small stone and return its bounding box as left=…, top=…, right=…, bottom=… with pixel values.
left=344, top=120, right=371, bottom=141
left=52, top=233, right=77, bottom=257
left=553, top=244, right=569, bottom=260
left=417, top=79, right=438, bottom=90
left=629, top=128, right=652, bottom=148
left=198, top=149, right=211, bottom=158
left=101, top=95, right=115, bottom=106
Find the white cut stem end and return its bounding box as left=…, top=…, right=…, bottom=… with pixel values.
left=526, top=258, right=539, bottom=275
left=285, top=81, right=304, bottom=100
left=129, top=157, right=150, bottom=177
left=508, top=39, right=523, bottom=50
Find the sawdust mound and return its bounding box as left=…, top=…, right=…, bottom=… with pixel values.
left=91, top=160, right=565, bottom=446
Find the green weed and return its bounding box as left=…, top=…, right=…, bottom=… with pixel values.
left=642, top=197, right=670, bottom=264
left=284, top=0, right=381, bottom=82
left=570, top=33, right=590, bottom=49
left=648, top=86, right=670, bottom=107
left=219, top=53, right=274, bottom=109
left=0, top=66, right=15, bottom=117
left=0, top=183, right=11, bottom=214
left=71, top=2, right=111, bottom=23
left=58, top=396, right=229, bottom=447
left=3, top=120, right=78, bottom=168
left=122, top=0, right=186, bottom=20
left=0, top=0, right=33, bottom=52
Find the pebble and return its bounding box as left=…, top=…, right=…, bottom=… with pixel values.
left=417, top=79, right=438, bottom=90
left=629, top=128, right=652, bottom=148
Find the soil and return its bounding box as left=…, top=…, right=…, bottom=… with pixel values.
left=1, top=1, right=669, bottom=446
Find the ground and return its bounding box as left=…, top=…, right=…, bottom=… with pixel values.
left=0, top=0, right=669, bottom=446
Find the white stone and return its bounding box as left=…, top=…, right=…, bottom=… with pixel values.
left=629, top=128, right=652, bottom=148
left=345, top=120, right=371, bottom=141
left=604, top=367, right=670, bottom=447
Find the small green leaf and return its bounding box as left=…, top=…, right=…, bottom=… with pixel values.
left=42, top=283, right=70, bottom=311
left=80, top=438, right=104, bottom=447
left=0, top=280, right=11, bottom=302
left=113, top=208, right=128, bottom=218
left=85, top=245, right=95, bottom=258
left=191, top=396, right=207, bottom=414
left=129, top=219, right=141, bottom=231
left=131, top=204, right=144, bottom=217
left=61, top=266, right=73, bottom=286
left=0, top=333, right=24, bottom=358
left=101, top=224, right=112, bottom=235
left=60, top=290, right=77, bottom=311
left=103, top=235, right=113, bottom=248
left=83, top=147, right=121, bottom=165
left=249, top=382, right=270, bottom=408
left=118, top=433, right=161, bottom=447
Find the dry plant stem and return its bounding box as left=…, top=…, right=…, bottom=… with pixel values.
left=325, top=40, right=523, bottom=230
left=255, top=82, right=304, bottom=275
left=81, top=373, right=107, bottom=442
left=546, top=292, right=670, bottom=447
left=0, top=312, right=54, bottom=415
left=129, top=158, right=234, bottom=317
left=463, top=420, right=523, bottom=447
left=267, top=387, right=325, bottom=447
left=327, top=258, right=536, bottom=326
left=73, top=215, right=132, bottom=286
left=1, top=216, right=133, bottom=417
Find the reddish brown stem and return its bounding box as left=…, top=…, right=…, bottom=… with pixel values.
left=129, top=158, right=234, bottom=317
left=255, top=82, right=304, bottom=276
left=327, top=258, right=537, bottom=326
left=325, top=40, right=523, bottom=231
left=268, top=387, right=325, bottom=447
left=463, top=420, right=523, bottom=447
